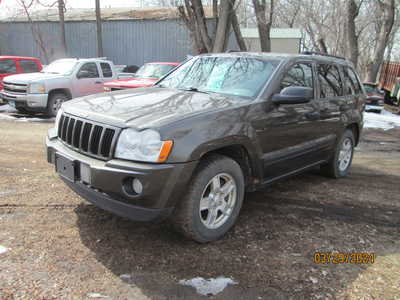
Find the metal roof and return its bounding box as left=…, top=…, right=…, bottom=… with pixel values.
left=240, top=28, right=302, bottom=39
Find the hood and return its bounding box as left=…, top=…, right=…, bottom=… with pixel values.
left=63, top=87, right=246, bottom=129
left=366, top=93, right=384, bottom=100
left=3, top=72, right=64, bottom=84
left=104, top=77, right=157, bottom=89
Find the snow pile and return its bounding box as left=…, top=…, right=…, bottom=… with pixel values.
left=364, top=110, right=400, bottom=130
left=0, top=104, right=16, bottom=112
left=0, top=113, right=54, bottom=123
left=179, top=276, right=237, bottom=296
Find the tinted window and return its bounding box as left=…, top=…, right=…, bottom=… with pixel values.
left=318, top=64, right=342, bottom=98
left=20, top=60, right=39, bottom=73
left=78, top=63, right=99, bottom=78
left=100, top=62, right=112, bottom=78
left=0, top=59, right=16, bottom=74
left=158, top=57, right=280, bottom=98
left=280, top=63, right=313, bottom=91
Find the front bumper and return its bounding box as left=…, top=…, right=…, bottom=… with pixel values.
left=0, top=91, right=48, bottom=108
left=46, top=133, right=197, bottom=221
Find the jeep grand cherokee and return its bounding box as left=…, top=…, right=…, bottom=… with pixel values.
left=46, top=52, right=365, bottom=243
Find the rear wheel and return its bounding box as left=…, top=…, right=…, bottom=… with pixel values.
left=47, top=93, right=68, bottom=117
left=320, top=129, right=355, bottom=178
left=171, top=154, right=245, bottom=243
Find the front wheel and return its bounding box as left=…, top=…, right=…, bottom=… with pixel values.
left=320, top=129, right=355, bottom=178
left=171, top=154, right=245, bottom=243
left=47, top=93, right=69, bottom=117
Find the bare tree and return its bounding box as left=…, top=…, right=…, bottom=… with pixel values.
left=365, top=0, right=395, bottom=82
left=178, top=0, right=246, bottom=53
left=252, top=0, right=274, bottom=52
left=346, top=0, right=361, bottom=68
left=95, top=0, right=103, bottom=57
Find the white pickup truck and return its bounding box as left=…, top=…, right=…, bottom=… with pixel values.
left=0, top=58, right=117, bottom=116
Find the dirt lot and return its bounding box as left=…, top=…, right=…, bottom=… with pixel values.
left=0, top=117, right=399, bottom=300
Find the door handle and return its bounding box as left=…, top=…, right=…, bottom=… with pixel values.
left=95, top=81, right=102, bottom=84
left=305, top=111, right=320, bottom=120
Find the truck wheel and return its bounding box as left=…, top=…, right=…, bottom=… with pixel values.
left=47, top=93, right=68, bottom=117
left=171, top=154, right=245, bottom=243
left=320, top=129, right=355, bottom=178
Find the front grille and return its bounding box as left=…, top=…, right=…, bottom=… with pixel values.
left=111, top=88, right=123, bottom=91
left=3, top=81, right=28, bottom=94
left=57, top=113, right=120, bottom=160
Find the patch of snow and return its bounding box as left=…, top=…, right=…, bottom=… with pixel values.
left=309, top=276, right=318, bottom=284
left=119, top=274, right=131, bottom=280
left=0, top=245, right=9, bottom=254
left=87, top=293, right=110, bottom=298
left=0, top=113, right=54, bottom=123
left=179, top=276, right=238, bottom=296
left=0, top=104, right=16, bottom=112
left=364, top=110, right=400, bottom=130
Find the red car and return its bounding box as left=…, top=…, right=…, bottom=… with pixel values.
left=104, top=62, right=180, bottom=91
left=0, top=56, right=43, bottom=92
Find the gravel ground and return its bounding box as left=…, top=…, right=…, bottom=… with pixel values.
left=0, top=116, right=399, bottom=300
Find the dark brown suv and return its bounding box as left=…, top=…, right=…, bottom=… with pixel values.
left=46, top=52, right=365, bottom=242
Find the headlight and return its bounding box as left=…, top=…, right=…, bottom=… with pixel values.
left=115, top=128, right=173, bottom=163
left=54, top=109, right=63, bottom=134
left=104, top=86, right=111, bottom=92
left=378, top=100, right=384, bottom=105
left=29, top=82, right=46, bottom=94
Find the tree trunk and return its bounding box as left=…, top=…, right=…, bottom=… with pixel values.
left=346, top=0, right=359, bottom=68
left=318, top=37, right=328, bottom=54
left=212, top=0, right=234, bottom=52
left=191, top=0, right=213, bottom=52
left=252, top=0, right=274, bottom=52
left=58, top=0, right=67, bottom=57
left=365, top=0, right=395, bottom=82
left=95, top=0, right=103, bottom=57
left=231, top=9, right=247, bottom=51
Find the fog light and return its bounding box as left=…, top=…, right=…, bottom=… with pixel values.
left=132, top=178, right=143, bottom=194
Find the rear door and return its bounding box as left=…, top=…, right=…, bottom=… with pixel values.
left=100, top=62, right=115, bottom=84
left=315, top=63, right=345, bottom=143
left=0, top=59, right=17, bottom=90
left=74, top=62, right=103, bottom=96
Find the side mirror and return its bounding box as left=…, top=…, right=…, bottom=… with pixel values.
left=272, top=86, right=314, bottom=105
left=77, top=70, right=91, bottom=79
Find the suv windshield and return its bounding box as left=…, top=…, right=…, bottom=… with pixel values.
left=157, top=56, right=280, bottom=98
left=42, top=60, right=77, bottom=75
left=135, top=63, right=176, bottom=79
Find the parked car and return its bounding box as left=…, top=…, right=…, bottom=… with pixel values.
left=104, top=62, right=179, bottom=91
left=115, top=64, right=140, bottom=79
left=0, top=58, right=117, bottom=116
left=363, top=82, right=385, bottom=113
left=0, top=56, right=42, bottom=103
left=46, top=52, right=365, bottom=242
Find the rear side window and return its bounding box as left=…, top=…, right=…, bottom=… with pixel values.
left=317, top=64, right=342, bottom=98
left=100, top=62, right=113, bottom=78
left=347, top=67, right=362, bottom=94
left=280, top=63, right=314, bottom=91
left=0, top=59, right=17, bottom=74
left=20, top=60, right=40, bottom=73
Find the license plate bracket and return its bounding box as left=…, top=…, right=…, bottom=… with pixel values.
left=55, top=154, right=76, bottom=182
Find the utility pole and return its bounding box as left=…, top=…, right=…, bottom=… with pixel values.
left=58, top=0, right=67, bottom=56
left=95, top=0, right=103, bottom=57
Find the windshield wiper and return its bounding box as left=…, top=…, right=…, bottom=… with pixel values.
left=178, top=87, right=209, bottom=94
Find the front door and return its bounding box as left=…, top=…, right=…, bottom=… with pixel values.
left=253, top=61, right=325, bottom=182
left=74, top=62, right=104, bottom=96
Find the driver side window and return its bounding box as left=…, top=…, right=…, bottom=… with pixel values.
left=280, top=63, right=314, bottom=92
left=78, top=63, right=99, bottom=79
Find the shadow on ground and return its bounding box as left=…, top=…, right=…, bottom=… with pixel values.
left=75, top=165, right=400, bottom=300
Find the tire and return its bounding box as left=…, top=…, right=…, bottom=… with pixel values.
left=46, top=93, right=69, bottom=117
left=171, top=154, right=245, bottom=243
left=320, top=129, right=355, bottom=178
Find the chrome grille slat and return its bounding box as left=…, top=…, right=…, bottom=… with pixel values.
left=57, top=113, right=119, bottom=160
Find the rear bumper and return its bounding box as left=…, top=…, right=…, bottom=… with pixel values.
left=0, top=91, right=48, bottom=108
left=46, top=133, right=198, bottom=221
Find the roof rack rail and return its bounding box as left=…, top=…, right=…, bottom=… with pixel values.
left=301, top=51, right=345, bottom=60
